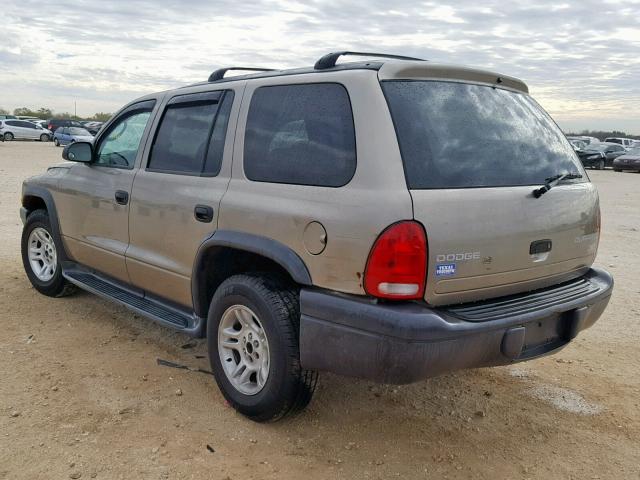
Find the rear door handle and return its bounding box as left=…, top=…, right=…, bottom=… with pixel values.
left=194, top=204, right=214, bottom=223
left=115, top=190, right=129, bottom=205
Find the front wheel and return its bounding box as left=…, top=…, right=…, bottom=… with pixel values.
left=40, top=133, right=50, bottom=142
left=207, top=274, right=317, bottom=422
left=53, top=138, right=60, bottom=146
left=21, top=209, right=75, bottom=297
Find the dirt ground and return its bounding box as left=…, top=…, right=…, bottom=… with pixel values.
left=0, top=141, right=638, bottom=480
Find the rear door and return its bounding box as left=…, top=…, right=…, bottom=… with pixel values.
left=383, top=80, right=599, bottom=306
left=6, top=120, right=27, bottom=139
left=125, top=88, right=238, bottom=307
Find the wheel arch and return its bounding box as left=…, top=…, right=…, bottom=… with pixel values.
left=191, top=230, right=312, bottom=319
left=21, top=186, right=69, bottom=262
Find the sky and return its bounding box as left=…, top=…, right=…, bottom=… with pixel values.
left=2, top=0, right=639, bottom=134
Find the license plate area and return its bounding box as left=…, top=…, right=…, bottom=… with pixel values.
left=518, top=313, right=571, bottom=359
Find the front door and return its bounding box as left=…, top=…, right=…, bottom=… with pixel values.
left=54, top=100, right=158, bottom=283
left=126, top=89, right=238, bottom=307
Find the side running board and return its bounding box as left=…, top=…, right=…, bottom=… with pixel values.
left=63, top=269, right=204, bottom=336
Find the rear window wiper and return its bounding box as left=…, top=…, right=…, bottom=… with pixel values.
left=533, top=172, right=583, bottom=198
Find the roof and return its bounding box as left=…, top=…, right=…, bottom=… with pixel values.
left=182, top=51, right=529, bottom=94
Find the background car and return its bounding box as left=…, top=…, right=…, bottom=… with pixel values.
left=84, top=121, right=104, bottom=135
left=53, top=126, right=94, bottom=146
left=613, top=148, right=640, bottom=172
left=604, top=137, right=636, bottom=149
left=567, top=135, right=600, bottom=146
left=0, top=114, right=17, bottom=120
left=0, top=119, right=52, bottom=141
left=46, top=118, right=83, bottom=134
left=17, top=116, right=42, bottom=123
left=578, top=142, right=626, bottom=169
left=569, top=139, right=587, bottom=151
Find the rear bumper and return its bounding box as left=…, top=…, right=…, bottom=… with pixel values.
left=299, top=267, right=613, bottom=384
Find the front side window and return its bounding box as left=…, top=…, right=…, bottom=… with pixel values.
left=95, top=103, right=155, bottom=168
left=147, top=90, right=234, bottom=175
left=244, top=83, right=356, bottom=187
left=383, top=81, right=586, bottom=189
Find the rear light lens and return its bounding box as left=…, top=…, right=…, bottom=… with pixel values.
left=364, top=221, right=427, bottom=300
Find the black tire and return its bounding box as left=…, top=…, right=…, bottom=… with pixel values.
left=40, top=133, right=49, bottom=142
left=53, top=138, right=60, bottom=146
left=21, top=209, right=75, bottom=298
left=613, top=169, right=622, bottom=172
left=207, top=273, right=317, bottom=422
left=4, top=132, right=14, bottom=141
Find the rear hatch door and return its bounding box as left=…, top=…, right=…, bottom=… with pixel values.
left=382, top=78, right=599, bottom=306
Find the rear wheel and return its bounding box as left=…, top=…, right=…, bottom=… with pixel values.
left=53, top=138, right=60, bottom=146
left=207, top=273, right=317, bottom=422
left=21, top=209, right=75, bottom=297
left=4, top=132, right=14, bottom=141
left=39, top=133, right=50, bottom=142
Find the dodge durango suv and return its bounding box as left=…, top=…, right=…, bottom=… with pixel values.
left=20, top=51, right=613, bottom=422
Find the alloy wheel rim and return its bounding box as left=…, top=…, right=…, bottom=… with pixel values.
left=28, top=227, right=57, bottom=282
left=218, top=305, right=270, bottom=395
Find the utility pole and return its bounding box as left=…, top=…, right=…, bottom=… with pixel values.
left=74, top=101, right=77, bottom=118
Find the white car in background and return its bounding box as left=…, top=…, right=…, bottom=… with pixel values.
left=604, top=137, right=636, bottom=150
left=0, top=119, right=53, bottom=141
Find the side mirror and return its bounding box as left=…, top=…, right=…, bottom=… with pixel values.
left=63, top=141, right=93, bottom=163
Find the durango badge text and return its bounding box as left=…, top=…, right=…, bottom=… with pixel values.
left=19, top=51, right=613, bottom=421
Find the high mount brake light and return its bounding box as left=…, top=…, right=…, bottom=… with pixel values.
left=364, top=221, right=427, bottom=300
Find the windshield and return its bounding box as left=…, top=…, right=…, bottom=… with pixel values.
left=69, top=127, right=91, bottom=135
left=625, top=148, right=640, bottom=155
left=589, top=144, right=615, bottom=152
left=383, top=81, right=585, bottom=189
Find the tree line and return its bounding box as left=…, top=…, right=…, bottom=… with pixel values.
left=565, top=130, right=640, bottom=141
left=0, top=107, right=112, bottom=122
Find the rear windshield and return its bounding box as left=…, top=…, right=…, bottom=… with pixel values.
left=383, top=81, right=585, bottom=189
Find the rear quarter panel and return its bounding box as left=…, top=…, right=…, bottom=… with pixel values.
left=219, top=70, right=413, bottom=295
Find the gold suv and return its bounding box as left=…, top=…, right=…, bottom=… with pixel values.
left=20, top=52, right=613, bottom=421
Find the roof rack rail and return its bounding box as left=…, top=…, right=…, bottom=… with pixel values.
left=314, top=51, right=425, bottom=70
left=208, top=67, right=276, bottom=82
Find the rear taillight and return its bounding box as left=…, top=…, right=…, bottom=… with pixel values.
left=364, top=221, right=427, bottom=300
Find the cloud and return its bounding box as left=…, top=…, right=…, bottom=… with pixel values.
left=1, top=0, right=638, bottom=132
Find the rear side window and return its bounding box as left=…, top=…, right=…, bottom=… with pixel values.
left=244, top=83, right=356, bottom=187
left=148, top=90, right=234, bottom=176
left=383, top=81, right=585, bottom=189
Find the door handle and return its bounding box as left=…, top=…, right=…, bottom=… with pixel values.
left=115, top=190, right=129, bottom=205
left=194, top=204, right=214, bottom=223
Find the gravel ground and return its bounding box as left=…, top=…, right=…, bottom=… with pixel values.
left=1, top=141, right=639, bottom=480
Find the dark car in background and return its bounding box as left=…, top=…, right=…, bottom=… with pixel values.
left=83, top=121, right=104, bottom=135
left=613, top=148, right=640, bottom=172
left=46, top=118, right=84, bottom=134
left=578, top=142, right=626, bottom=169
